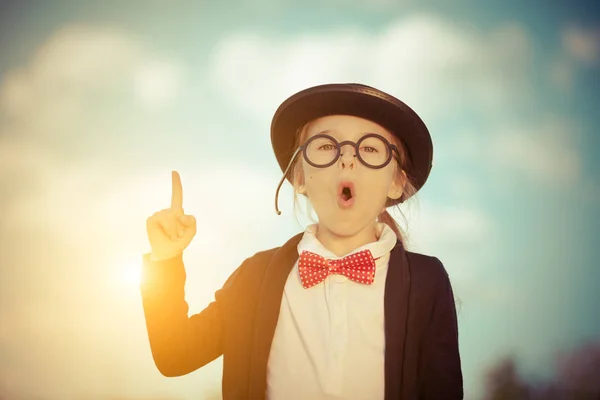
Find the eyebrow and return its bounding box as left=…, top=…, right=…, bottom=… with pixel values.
left=313, top=130, right=387, bottom=140
left=315, top=129, right=333, bottom=136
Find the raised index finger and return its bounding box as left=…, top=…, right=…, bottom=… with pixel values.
left=171, top=170, right=183, bottom=211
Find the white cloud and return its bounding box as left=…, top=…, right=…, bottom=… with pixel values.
left=207, top=14, right=534, bottom=122
left=562, top=25, right=600, bottom=65
left=443, top=116, right=581, bottom=187
left=488, top=119, right=581, bottom=186
left=0, top=24, right=183, bottom=135
left=0, top=23, right=186, bottom=208
left=133, top=58, right=184, bottom=108
left=0, top=25, right=186, bottom=229
left=399, top=201, right=492, bottom=253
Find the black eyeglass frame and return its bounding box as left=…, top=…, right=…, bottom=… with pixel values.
left=301, top=133, right=400, bottom=169
left=275, top=133, right=402, bottom=214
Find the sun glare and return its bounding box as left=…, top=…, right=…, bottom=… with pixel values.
left=120, top=260, right=142, bottom=287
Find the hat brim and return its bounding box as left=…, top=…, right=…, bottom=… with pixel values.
left=270, top=83, right=433, bottom=205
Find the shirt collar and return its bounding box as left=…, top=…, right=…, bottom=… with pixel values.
left=297, top=222, right=398, bottom=261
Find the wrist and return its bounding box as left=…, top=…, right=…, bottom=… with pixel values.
left=149, top=251, right=182, bottom=262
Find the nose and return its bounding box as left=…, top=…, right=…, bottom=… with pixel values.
left=339, top=143, right=356, bottom=169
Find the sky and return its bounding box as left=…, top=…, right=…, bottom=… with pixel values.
left=0, top=0, right=599, bottom=399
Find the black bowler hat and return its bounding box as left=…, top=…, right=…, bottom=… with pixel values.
left=270, top=83, right=433, bottom=212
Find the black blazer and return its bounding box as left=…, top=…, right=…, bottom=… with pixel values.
left=140, top=233, right=463, bottom=399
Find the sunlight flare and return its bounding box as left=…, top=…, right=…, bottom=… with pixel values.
left=119, top=259, right=142, bottom=287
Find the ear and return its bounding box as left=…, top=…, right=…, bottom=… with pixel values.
left=387, top=169, right=406, bottom=200
left=293, top=161, right=307, bottom=195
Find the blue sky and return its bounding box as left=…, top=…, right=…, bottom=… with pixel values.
left=0, top=1, right=599, bottom=399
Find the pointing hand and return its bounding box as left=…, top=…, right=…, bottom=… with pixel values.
left=146, top=171, right=197, bottom=261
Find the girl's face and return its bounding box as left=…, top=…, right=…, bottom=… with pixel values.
left=299, top=115, right=404, bottom=237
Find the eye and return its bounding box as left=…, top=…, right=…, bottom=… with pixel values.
left=361, top=146, right=378, bottom=153
left=318, top=144, right=336, bottom=151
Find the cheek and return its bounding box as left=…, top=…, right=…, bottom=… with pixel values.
left=367, top=168, right=395, bottom=189
left=302, top=166, right=333, bottom=196
left=303, top=171, right=320, bottom=191
left=363, top=171, right=397, bottom=204
left=302, top=163, right=320, bottom=184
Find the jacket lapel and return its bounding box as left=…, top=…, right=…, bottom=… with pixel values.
left=384, top=241, right=411, bottom=399
left=248, top=233, right=303, bottom=399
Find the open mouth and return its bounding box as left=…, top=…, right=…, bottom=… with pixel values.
left=337, top=182, right=355, bottom=208
left=341, top=186, right=353, bottom=201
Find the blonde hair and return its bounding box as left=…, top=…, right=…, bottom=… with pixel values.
left=289, top=120, right=418, bottom=247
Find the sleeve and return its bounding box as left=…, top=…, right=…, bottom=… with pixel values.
left=419, top=258, right=464, bottom=399
left=139, top=252, right=241, bottom=377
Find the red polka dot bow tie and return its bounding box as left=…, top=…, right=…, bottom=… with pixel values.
left=298, top=249, right=377, bottom=289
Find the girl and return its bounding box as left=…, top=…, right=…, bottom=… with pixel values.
left=141, top=83, right=463, bottom=399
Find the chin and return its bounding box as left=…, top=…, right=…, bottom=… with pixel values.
left=318, top=215, right=376, bottom=237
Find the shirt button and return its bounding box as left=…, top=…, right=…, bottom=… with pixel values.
left=335, top=275, right=347, bottom=283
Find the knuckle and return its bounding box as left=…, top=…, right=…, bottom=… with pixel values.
left=159, top=211, right=174, bottom=223
left=148, top=210, right=167, bottom=223
left=158, top=209, right=170, bottom=218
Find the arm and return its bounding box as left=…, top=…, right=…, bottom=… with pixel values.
left=139, top=252, right=238, bottom=377
left=419, top=258, right=464, bottom=399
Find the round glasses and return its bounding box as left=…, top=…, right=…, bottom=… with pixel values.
left=303, top=133, right=400, bottom=169
left=275, top=133, right=401, bottom=214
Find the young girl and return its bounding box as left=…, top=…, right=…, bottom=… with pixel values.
left=141, top=83, right=463, bottom=399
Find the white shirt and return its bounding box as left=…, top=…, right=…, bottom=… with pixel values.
left=266, top=223, right=398, bottom=400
